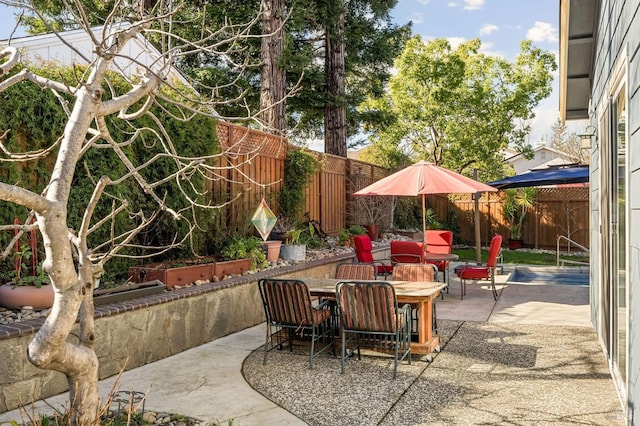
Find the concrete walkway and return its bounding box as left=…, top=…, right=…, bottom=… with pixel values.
left=0, top=265, right=624, bottom=425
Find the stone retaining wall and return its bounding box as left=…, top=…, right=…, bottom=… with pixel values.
left=0, top=249, right=389, bottom=414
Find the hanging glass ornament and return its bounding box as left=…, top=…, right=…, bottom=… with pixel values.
left=251, top=198, right=277, bottom=241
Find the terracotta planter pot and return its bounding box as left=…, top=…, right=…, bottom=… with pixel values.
left=0, top=283, right=55, bottom=310
left=263, top=240, right=282, bottom=262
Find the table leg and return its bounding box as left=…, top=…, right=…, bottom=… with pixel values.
left=409, top=294, right=440, bottom=355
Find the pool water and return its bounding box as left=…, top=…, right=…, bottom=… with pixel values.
left=507, top=267, right=590, bottom=286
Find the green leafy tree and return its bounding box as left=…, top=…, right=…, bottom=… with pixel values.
left=361, top=37, right=556, bottom=181
left=289, top=0, right=410, bottom=156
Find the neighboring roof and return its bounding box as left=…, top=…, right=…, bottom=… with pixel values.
left=506, top=143, right=573, bottom=161
left=559, top=0, right=601, bottom=121
left=531, top=157, right=580, bottom=170
left=1, top=25, right=190, bottom=86
left=487, top=164, right=589, bottom=189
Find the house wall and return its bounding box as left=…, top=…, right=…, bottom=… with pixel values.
left=508, top=145, right=575, bottom=174
left=588, top=0, right=640, bottom=423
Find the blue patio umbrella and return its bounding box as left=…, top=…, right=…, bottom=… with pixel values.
left=487, top=165, right=589, bottom=189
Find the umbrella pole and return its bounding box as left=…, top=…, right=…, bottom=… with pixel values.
left=474, top=169, right=481, bottom=263
left=475, top=193, right=481, bottom=262
left=422, top=194, right=427, bottom=246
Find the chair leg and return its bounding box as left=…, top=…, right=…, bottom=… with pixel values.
left=340, top=329, right=346, bottom=374
left=393, top=335, right=399, bottom=379
left=309, top=325, right=317, bottom=369
left=491, top=275, right=498, bottom=300
left=263, top=325, right=270, bottom=365
left=432, top=301, right=438, bottom=335
left=446, top=266, right=450, bottom=293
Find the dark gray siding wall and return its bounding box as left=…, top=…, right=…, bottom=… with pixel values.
left=590, top=0, right=640, bottom=423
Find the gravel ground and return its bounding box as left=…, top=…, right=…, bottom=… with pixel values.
left=242, top=320, right=625, bottom=426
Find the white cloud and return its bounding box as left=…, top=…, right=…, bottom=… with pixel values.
left=463, top=0, right=485, bottom=11
left=447, top=36, right=467, bottom=49
left=418, top=0, right=431, bottom=4
left=479, top=23, right=499, bottom=35
left=410, top=12, right=424, bottom=25
left=526, top=21, right=558, bottom=43
left=478, top=41, right=504, bottom=57
left=447, top=1, right=458, bottom=7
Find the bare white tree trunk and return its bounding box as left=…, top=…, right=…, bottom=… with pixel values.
left=0, top=3, right=277, bottom=421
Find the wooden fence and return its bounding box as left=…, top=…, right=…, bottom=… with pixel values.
left=211, top=122, right=287, bottom=235
left=211, top=122, right=589, bottom=249
left=212, top=123, right=390, bottom=237
left=434, top=187, right=589, bottom=250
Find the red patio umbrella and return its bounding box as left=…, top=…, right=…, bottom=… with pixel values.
left=353, top=161, right=497, bottom=246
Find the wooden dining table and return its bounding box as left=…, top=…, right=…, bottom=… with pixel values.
left=422, top=252, right=459, bottom=262
left=423, top=252, right=459, bottom=283
left=302, top=278, right=447, bottom=356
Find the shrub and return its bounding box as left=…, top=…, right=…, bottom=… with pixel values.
left=279, top=149, right=319, bottom=224
left=221, top=236, right=268, bottom=269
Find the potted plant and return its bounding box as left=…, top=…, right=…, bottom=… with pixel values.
left=220, top=236, right=267, bottom=271
left=503, top=187, right=536, bottom=249
left=338, top=228, right=352, bottom=246
left=280, top=227, right=307, bottom=262
left=127, top=237, right=258, bottom=288
left=351, top=194, right=392, bottom=242
left=0, top=243, right=54, bottom=310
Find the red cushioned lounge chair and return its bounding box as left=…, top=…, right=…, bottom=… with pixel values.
left=353, top=235, right=393, bottom=278
left=456, top=235, right=503, bottom=300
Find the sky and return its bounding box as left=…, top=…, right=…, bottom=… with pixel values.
left=0, top=0, right=582, bottom=148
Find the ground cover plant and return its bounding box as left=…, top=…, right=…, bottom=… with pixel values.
left=453, top=246, right=589, bottom=266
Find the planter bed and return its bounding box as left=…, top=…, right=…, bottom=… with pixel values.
left=0, top=249, right=358, bottom=413
left=93, top=280, right=166, bottom=306
left=128, top=258, right=251, bottom=289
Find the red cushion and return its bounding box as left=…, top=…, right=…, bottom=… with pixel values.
left=457, top=266, right=490, bottom=280
left=353, top=235, right=374, bottom=263
left=486, top=235, right=503, bottom=267
left=390, top=241, right=424, bottom=263
left=425, top=230, right=453, bottom=254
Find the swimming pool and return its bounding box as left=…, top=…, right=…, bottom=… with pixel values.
left=507, top=266, right=590, bottom=286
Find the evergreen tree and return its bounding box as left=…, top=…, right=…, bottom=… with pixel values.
left=20, top=0, right=410, bottom=155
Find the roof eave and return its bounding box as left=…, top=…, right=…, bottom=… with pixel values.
left=559, top=0, right=600, bottom=123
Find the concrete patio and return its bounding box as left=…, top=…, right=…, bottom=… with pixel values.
left=0, top=264, right=625, bottom=425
